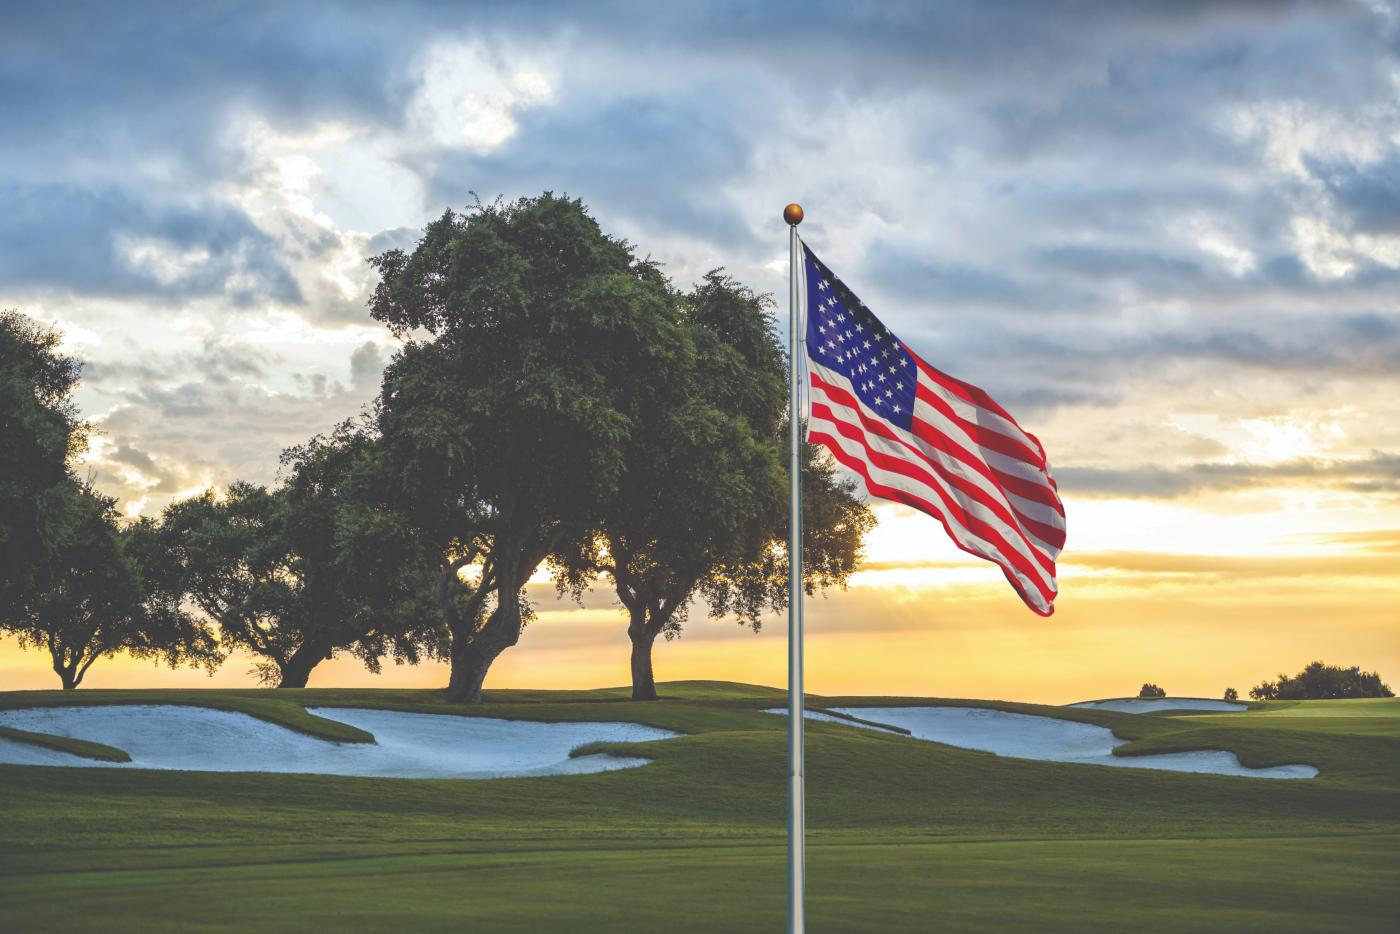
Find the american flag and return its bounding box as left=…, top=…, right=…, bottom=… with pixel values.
left=801, top=242, right=1065, bottom=616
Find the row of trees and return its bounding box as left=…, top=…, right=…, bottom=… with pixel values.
left=1249, top=661, right=1394, bottom=700
left=1, top=194, right=874, bottom=701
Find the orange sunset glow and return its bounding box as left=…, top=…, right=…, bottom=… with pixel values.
left=7, top=493, right=1395, bottom=703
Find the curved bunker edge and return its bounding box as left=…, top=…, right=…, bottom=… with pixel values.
left=765, top=705, right=1318, bottom=779
left=0, top=704, right=683, bottom=779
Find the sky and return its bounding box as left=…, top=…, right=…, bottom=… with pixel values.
left=2, top=0, right=1397, bottom=703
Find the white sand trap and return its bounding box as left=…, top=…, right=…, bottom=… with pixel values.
left=0, top=705, right=679, bottom=779
left=1069, top=698, right=1247, bottom=714
left=769, top=707, right=1316, bottom=779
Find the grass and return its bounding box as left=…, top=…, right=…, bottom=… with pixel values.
left=1, top=682, right=1396, bottom=932
left=0, top=723, right=130, bottom=762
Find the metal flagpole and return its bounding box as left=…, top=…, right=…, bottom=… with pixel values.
left=783, top=201, right=806, bottom=934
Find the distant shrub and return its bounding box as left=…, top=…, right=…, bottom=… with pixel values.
left=1248, top=661, right=1393, bottom=701
left=1138, top=683, right=1166, bottom=698
left=1223, top=687, right=1238, bottom=702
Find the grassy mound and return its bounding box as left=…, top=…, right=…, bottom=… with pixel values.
left=1, top=682, right=1395, bottom=932
left=0, top=724, right=131, bottom=762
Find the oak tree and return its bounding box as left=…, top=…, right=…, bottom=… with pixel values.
left=370, top=193, right=688, bottom=702
left=1, top=483, right=220, bottom=689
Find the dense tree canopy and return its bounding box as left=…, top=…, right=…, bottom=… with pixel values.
left=554, top=272, right=873, bottom=700
left=370, top=193, right=690, bottom=702
left=158, top=429, right=441, bottom=687
left=0, top=310, right=87, bottom=609
left=0, top=482, right=219, bottom=689
left=1250, top=661, right=1393, bottom=700
left=3, top=195, right=877, bottom=698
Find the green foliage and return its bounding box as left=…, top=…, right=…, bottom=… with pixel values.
left=0, top=724, right=131, bottom=762
left=0, top=310, right=88, bottom=608
left=1138, top=683, right=1166, bottom=698
left=548, top=270, right=785, bottom=695
left=1250, top=661, right=1393, bottom=700
left=0, top=313, right=223, bottom=688
left=370, top=193, right=692, bottom=701
left=0, top=483, right=219, bottom=689
left=157, top=428, right=442, bottom=687
left=1224, top=687, right=1239, bottom=702
left=279, top=424, right=446, bottom=676
left=551, top=269, right=875, bottom=699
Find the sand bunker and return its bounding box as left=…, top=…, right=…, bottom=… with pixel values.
left=1069, top=698, right=1247, bottom=714
left=0, top=705, right=679, bottom=779
left=771, top=706, right=1316, bottom=779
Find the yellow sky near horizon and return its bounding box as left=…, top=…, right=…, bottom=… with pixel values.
left=4, top=496, right=1396, bottom=704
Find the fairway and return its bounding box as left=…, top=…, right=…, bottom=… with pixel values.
left=1, top=682, right=1397, bottom=932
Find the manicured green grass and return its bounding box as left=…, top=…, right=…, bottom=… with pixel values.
left=0, top=689, right=376, bottom=743
left=1230, top=698, right=1400, bottom=719
left=1, top=682, right=1396, bottom=932
left=0, top=724, right=130, bottom=762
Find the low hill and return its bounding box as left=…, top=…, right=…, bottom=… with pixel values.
left=1, top=682, right=1396, bottom=932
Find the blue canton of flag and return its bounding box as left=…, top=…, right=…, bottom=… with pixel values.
left=803, top=249, right=917, bottom=431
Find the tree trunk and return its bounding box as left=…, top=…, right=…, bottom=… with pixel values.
left=275, top=642, right=327, bottom=689
left=443, top=523, right=559, bottom=704
left=51, top=650, right=79, bottom=690
left=445, top=600, right=523, bottom=703
left=629, top=615, right=659, bottom=701
left=446, top=634, right=510, bottom=704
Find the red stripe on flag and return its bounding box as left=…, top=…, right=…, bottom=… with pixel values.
left=809, top=401, right=1057, bottom=604
left=811, top=376, right=1058, bottom=572
left=906, top=347, right=1049, bottom=462
left=808, top=425, right=1056, bottom=617
left=914, top=382, right=1047, bottom=470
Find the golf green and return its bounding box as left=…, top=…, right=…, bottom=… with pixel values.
left=2, top=683, right=1396, bottom=932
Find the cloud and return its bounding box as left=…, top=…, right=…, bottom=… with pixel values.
left=349, top=342, right=386, bottom=392
left=0, top=184, right=299, bottom=304
left=1309, top=154, right=1400, bottom=235
left=1056, top=452, right=1400, bottom=498
left=4, top=0, right=1400, bottom=529
left=1312, top=529, right=1400, bottom=553
left=420, top=89, right=763, bottom=253
left=1067, top=549, right=1400, bottom=578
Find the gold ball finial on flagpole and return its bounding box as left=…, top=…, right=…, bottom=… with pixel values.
left=783, top=203, right=804, bottom=226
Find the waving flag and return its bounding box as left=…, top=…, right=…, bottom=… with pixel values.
left=800, top=243, right=1065, bottom=615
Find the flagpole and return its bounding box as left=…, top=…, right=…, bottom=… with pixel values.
left=783, top=201, right=806, bottom=934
